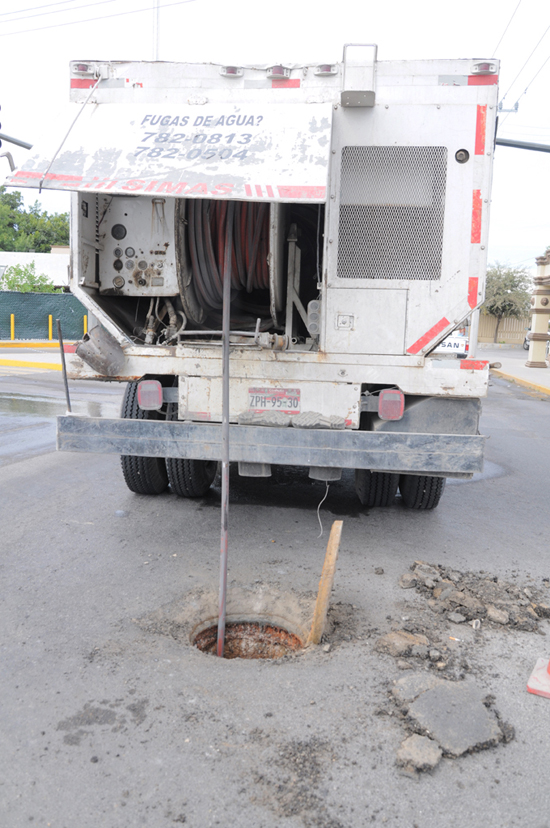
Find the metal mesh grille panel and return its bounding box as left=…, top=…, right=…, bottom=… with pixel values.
left=337, top=146, right=447, bottom=280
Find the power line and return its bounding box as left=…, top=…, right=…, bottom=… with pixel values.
left=500, top=22, right=550, bottom=102
left=0, top=0, right=198, bottom=36
left=492, top=0, right=523, bottom=54
left=514, top=54, right=550, bottom=103
left=0, top=0, right=80, bottom=18
left=2, top=0, right=115, bottom=24
left=500, top=51, right=550, bottom=125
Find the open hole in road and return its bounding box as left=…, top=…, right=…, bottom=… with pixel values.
left=192, top=619, right=303, bottom=659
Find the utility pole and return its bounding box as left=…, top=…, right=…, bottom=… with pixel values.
left=153, top=0, right=159, bottom=61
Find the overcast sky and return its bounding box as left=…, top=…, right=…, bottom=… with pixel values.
left=1, top=0, right=548, bottom=274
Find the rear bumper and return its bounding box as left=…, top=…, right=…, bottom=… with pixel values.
left=57, top=416, right=484, bottom=476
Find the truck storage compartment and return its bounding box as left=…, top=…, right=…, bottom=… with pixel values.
left=77, top=192, right=324, bottom=347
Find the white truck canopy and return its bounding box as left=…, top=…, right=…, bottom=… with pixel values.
left=10, top=101, right=332, bottom=203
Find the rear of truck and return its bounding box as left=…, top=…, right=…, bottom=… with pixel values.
left=7, top=46, right=499, bottom=509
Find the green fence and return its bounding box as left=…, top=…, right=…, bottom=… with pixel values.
left=0, top=291, right=87, bottom=341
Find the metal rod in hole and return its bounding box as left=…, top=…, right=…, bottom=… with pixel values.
left=217, top=201, right=235, bottom=658
left=56, top=319, right=72, bottom=413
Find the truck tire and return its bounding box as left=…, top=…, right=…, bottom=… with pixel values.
left=165, top=398, right=217, bottom=497
left=166, top=457, right=218, bottom=498
left=399, top=474, right=446, bottom=510
left=120, top=381, right=169, bottom=495
left=355, top=469, right=400, bottom=507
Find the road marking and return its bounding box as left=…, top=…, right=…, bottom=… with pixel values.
left=0, top=359, right=62, bottom=371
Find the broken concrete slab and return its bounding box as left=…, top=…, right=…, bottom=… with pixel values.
left=374, top=630, right=429, bottom=657
left=407, top=681, right=503, bottom=757
left=396, top=734, right=442, bottom=772
left=392, top=672, right=444, bottom=704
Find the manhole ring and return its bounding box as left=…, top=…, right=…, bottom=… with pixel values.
left=192, top=620, right=303, bottom=660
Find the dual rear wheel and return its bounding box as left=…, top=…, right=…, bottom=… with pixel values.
left=121, top=381, right=446, bottom=509
left=355, top=469, right=446, bottom=510
left=120, top=380, right=216, bottom=498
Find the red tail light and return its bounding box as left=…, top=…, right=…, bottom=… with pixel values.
left=378, top=389, right=404, bottom=421
left=137, top=380, right=163, bottom=411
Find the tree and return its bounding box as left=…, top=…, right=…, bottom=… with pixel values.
left=482, top=263, right=532, bottom=343
left=0, top=262, right=61, bottom=293
left=0, top=186, right=69, bottom=252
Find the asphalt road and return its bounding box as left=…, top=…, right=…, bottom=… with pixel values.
left=1, top=368, right=550, bottom=828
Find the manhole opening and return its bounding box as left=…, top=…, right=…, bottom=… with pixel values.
left=192, top=621, right=303, bottom=660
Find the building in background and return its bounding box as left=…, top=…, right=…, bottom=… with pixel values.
left=0, top=247, right=70, bottom=288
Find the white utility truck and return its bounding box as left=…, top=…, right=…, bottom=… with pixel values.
left=8, top=46, right=499, bottom=509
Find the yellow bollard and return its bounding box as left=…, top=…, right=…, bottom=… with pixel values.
left=48, top=315, right=53, bottom=341
left=10, top=314, right=15, bottom=341
left=83, top=314, right=88, bottom=336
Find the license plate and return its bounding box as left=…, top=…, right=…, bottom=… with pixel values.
left=248, top=387, right=300, bottom=414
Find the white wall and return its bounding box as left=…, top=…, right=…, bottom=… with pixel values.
left=0, top=251, right=70, bottom=287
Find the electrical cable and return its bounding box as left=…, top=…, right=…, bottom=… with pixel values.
left=0, top=0, right=78, bottom=17
left=492, top=0, right=523, bottom=54
left=316, top=482, right=330, bottom=538
left=0, top=0, right=198, bottom=36
left=500, top=22, right=550, bottom=103
left=500, top=51, right=550, bottom=126
left=0, top=0, right=79, bottom=17
left=2, top=0, right=114, bottom=24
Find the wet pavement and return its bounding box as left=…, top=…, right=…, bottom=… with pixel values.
left=0, top=372, right=124, bottom=466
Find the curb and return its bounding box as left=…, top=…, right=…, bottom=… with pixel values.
left=0, top=358, right=62, bottom=371
left=491, top=368, right=550, bottom=396
left=0, top=341, right=76, bottom=349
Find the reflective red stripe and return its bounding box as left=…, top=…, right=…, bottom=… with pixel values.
left=468, top=277, right=478, bottom=308
left=70, top=78, right=96, bottom=89
left=471, top=190, right=482, bottom=243
left=407, top=317, right=450, bottom=354
left=475, top=105, right=487, bottom=155
left=467, top=75, right=498, bottom=85
left=460, top=360, right=489, bottom=370
left=272, top=79, right=300, bottom=88
left=277, top=185, right=326, bottom=199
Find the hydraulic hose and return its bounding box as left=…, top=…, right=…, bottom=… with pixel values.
left=188, top=199, right=270, bottom=318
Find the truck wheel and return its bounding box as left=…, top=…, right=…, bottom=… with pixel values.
left=399, top=474, right=446, bottom=510
left=166, top=457, right=218, bottom=498
left=120, top=381, right=169, bottom=495
left=165, top=398, right=217, bottom=497
left=355, top=469, right=400, bottom=507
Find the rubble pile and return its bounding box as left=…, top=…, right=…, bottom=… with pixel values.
left=399, top=561, right=550, bottom=632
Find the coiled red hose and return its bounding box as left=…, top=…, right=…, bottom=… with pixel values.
left=188, top=199, right=270, bottom=316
